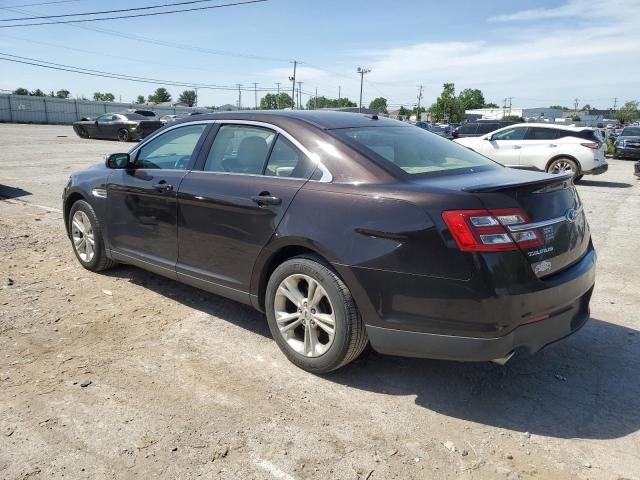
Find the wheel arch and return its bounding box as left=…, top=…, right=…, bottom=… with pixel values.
left=545, top=154, right=582, bottom=174
left=63, top=191, right=87, bottom=235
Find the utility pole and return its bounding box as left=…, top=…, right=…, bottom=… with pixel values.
left=357, top=67, right=371, bottom=113
left=508, top=97, right=512, bottom=116
left=315, top=87, right=318, bottom=110
left=289, top=60, right=297, bottom=109
left=613, top=97, right=618, bottom=112
left=194, top=87, right=198, bottom=107
left=252, top=83, right=258, bottom=109
left=338, top=85, right=341, bottom=103
left=297, top=81, right=303, bottom=109
left=416, top=85, right=423, bottom=120
left=503, top=98, right=507, bottom=118
left=574, top=98, right=579, bottom=115
left=237, top=84, right=242, bottom=109
left=275, top=82, right=281, bottom=109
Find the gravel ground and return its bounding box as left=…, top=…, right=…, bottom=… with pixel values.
left=1, top=123, right=639, bottom=480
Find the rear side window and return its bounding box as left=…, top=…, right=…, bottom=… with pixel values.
left=204, top=125, right=276, bottom=174
left=556, top=129, right=601, bottom=142
left=334, top=126, right=498, bottom=177
left=525, top=127, right=558, bottom=140
left=264, top=136, right=315, bottom=179
left=458, top=124, right=478, bottom=134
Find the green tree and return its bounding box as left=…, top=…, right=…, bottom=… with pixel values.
left=570, top=115, right=581, bottom=121
left=368, top=97, right=388, bottom=114
left=549, top=105, right=569, bottom=111
left=502, top=115, right=524, bottom=122
left=148, top=88, right=172, bottom=104
left=483, top=102, right=499, bottom=108
left=55, top=89, right=70, bottom=99
left=179, top=89, right=197, bottom=107
left=614, top=100, right=639, bottom=123
left=581, top=104, right=592, bottom=111
left=260, top=92, right=293, bottom=109
left=30, top=89, right=45, bottom=97
left=397, top=106, right=410, bottom=118
left=303, top=96, right=357, bottom=109
left=93, top=92, right=115, bottom=102
left=12, top=87, right=29, bottom=95
left=135, top=95, right=146, bottom=104
left=458, top=88, right=485, bottom=110
left=429, top=83, right=464, bottom=123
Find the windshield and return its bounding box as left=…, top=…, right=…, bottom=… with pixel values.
left=334, top=126, right=499, bottom=177
left=621, top=127, right=640, bottom=136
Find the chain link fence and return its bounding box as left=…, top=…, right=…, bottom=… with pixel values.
left=0, top=94, right=206, bottom=124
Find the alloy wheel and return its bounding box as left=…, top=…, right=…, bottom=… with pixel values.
left=274, top=274, right=336, bottom=357
left=550, top=160, right=574, bottom=174
left=71, top=210, right=95, bottom=263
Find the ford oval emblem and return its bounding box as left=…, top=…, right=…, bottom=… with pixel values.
left=565, top=208, right=577, bottom=223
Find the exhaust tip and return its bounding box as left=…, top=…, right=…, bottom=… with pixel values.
left=491, top=351, right=516, bottom=366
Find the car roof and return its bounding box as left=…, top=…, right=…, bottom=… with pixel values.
left=509, top=122, right=592, bottom=131
left=171, top=110, right=403, bottom=130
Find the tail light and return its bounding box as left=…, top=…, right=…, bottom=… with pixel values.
left=580, top=142, right=601, bottom=149
left=442, top=208, right=544, bottom=252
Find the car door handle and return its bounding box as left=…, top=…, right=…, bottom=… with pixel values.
left=548, top=144, right=557, bottom=148
left=513, top=145, right=522, bottom=149
left=251, top=194, right=281, bottom=206
left=153, top=182, right=173, bottom=192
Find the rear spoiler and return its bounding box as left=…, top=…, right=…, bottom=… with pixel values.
left=462, top=173, right=573, bottom=193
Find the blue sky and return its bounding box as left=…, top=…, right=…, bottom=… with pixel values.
left=0, top=0, right=638, bottom=109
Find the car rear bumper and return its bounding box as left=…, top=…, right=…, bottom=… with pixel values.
left=340, top=244, right=596, bottom=362
left=366, top=287, right=591, bottom=361
left=615, top=147, right=640, bottom=159
left=583, top=163, right=608, bottom=175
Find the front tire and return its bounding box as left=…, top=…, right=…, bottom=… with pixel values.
left=265, top=255, right=368, bottom=373
left=547, top=157, right=580, bottom=179
left=77, top=126, right=89, bottom=139
left=68, top=200, right=116, bottom=272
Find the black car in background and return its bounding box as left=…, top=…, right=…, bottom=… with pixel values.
left=73, top=112, right=164, bottom=142
left=614, top=126, right=640, bottom=160
left=452, top=120, right=517, bottom=139
left=63, top=111, right=595, bottom=373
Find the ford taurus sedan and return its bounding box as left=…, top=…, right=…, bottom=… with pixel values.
left=63, top=111, right=595, bottom=373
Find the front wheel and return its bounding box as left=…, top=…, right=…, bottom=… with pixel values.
left=265, top=255, right=368, bottom=373
left=68, top=200, right=117, bottom=272
left=547, top=157, right=580, bottom=179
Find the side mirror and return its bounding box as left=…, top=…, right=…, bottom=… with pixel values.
left=485, top=135, right=492, bottom=141
left=105, top=153, right=131, bottom=169
left=94, top=120, right=99, bottom=125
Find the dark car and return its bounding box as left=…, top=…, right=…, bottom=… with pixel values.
left=613, top=126, right=640, bottom=160
left=453, top=120, right=517, bottom=139
left=635, top=160, right=640, bottom=178
left=63, top=111, right=595, bottom=373
left=73, top=112, right=164, bottom=142
left=126, top=109, right=157, bottom=117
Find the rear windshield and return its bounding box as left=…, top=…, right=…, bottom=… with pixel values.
left=122, top=113, right=147, bottom=120
left=621, top=127, right=640, bottom=136
left=334, top=126, right=499, bottom=177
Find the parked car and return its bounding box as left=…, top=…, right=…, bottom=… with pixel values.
left=452, top=120, right=517, bottom=139
left=73, top=112, right=164, bottom=141
left=454, top=123, right=607, bottom=182
left=613, top=126, right=640, bottom=160
left=63, top=111, right=595, bottom=373
left=160, top=114, right=180, bottom=124
left=635, top=160, right=640, bottom=178
left=430, top=124, right=453, bottom=139
left=126, top=109, right=156, bottom=117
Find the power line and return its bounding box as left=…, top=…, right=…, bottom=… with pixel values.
left=2, top=0, right=85, bottom=7
left=0, top=0, right=268, bottom=28
left=0, top=0, right=234, bottom=21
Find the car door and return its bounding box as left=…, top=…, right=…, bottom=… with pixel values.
left=176, top=122, right=318, bottom=302
left=95, top=114, right=119, bottom=139
left=106, top=123, right=210, bottom=276
left=481, top=125, right=528, bottom=166
left=519, top=127, right=560, bottom=170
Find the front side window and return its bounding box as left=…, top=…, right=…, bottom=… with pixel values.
left=477, top=123, right=500, bottom=134
left=334, top=126, right=498, bottom=177
left=97, top=114, right=115, bottom=122
left=204, top=125, right=276, bottom=174
left=136, top=124, right=207, bottom=170
left=458, top=124, right=477, bottom=134
left=525, top=127, right=558, bottom=140
left=491, top=127, right=527, bottom=141
left=264, top=136, right=315, bottom=178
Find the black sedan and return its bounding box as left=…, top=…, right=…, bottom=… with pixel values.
left=73, top=112, right=163, bottom=142
left=614, top=126, right=640, bottom=160
left=63, top=111, right=595, bottom=373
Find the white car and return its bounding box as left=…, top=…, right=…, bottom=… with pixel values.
left=453, top=123, right=608, bottom=182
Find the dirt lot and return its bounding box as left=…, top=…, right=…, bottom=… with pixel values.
left=1, top=123, right=639, bottom=480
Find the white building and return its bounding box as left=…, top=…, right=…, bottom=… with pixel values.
left=465, top=107, right=564, bottom=121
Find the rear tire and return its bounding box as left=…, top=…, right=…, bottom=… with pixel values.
left=265, top=255, right=368, bottom=373
left=68, top=200, right=117, bottom=272
left=77, top=127, right=88, bottom=139
left=547, top=157, right=580, bottom=179
left=117, top=128, right=130, bottom=142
